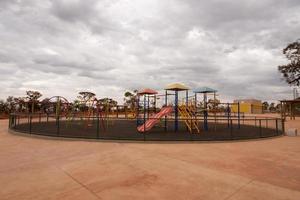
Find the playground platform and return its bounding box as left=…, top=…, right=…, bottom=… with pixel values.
left=0, top=119, right=300, bottom=200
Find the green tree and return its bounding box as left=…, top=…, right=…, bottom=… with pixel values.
left=262, top=101, right=269, bottom=112
left=77, top=91, right=96, bottom=112
left=6, top=96, right=16, bottom=113
left=0, top=100, right=6, bottom=114
left=14, top=97, right=27, bottom=112
left=278, top=40, right=300, bottom=86
left=98, top=98, right=118, bottom=112
left=123, top=90, right=138, bottom=109
left=26, top=91, right=42, bottom=113
left=269, top=102, right=276, bottom=112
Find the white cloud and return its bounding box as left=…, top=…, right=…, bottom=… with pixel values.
left=0, top=0, right=299, bottom=103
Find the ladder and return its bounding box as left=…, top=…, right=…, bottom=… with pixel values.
left=178, top=105, right=200, bottom=133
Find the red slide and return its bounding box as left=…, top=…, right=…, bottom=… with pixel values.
left=137, top=106, right=173, bottom=132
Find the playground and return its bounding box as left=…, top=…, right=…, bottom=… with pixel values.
left=8, top=83, right=283, bottom=141
left=1, top=119, right=300, bottom=200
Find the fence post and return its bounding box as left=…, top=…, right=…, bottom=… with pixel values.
left=230, top=119, right=233, bottom=139
left=275, top=119, right=278, bottom=135
left=8, top=114, right=11, bottom=129
left=97, top=115, right=99, bottom=139
left=282, top=119, right=285, bottom=135
left=259, top=119, right=262, bottom=137
left=56, top=116, right=60, bottom=136
left=29, top=115, right=32, bottom=134
left=39, top=113, right=41, bottom=123
left=237, top=102, right=240, bottom=129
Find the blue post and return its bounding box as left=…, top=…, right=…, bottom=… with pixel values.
left=195, top=93, right=197, bottom=111
left=237, top=102, right=240, bottom=129
left=204, top=93, right=208, bottom=131
left=165, top=90, right=168, bottom=132
left=186, top=90, right=188, bottom=107
left=136, top=95, right=140, bottom=126
left=175, top=90, right=178, bottom=132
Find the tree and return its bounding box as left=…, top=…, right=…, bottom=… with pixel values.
left=269, top=102, right=276, bottom=112
left=123, top=90, right=138, bottom=109
left=207, top=98, right=221, bottom=110
left=0, top=100, right=6, bottom=114
left=262, top=101, right=269, bottom=112
left=98, top=98, right=118, bottom=113
left=77, top=92, right=96, bottom=112
left=6, top=96, right=16, bottom=113
left=77, top=91, right=96, bottom=102
left=26, top=91, right=42, bottom=113
left=278, top=40, right=300, bottom=86
left=14, top=97, right=27, bottom=112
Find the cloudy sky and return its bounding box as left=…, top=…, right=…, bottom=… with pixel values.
left=0, top=0, right=299, bottom=103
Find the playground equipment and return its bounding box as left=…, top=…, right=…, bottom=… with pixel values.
left=164, top=83, right=198, bottom=133
left=178, top=104, right=200, bottom=133
left=137, top=106, right=173, bottom=132
left=9, top=83, right=284, bottom=141
left=136, top=89, right=159, bottom=131
left=43, top=96, right=69, bottom=118
left=193, top=87, right=217, bottom=131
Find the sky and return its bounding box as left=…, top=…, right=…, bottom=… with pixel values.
left=0, top=0, right=300, bottom=103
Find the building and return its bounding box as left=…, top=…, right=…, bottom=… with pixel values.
left=231, top=99, right=263, bottom=114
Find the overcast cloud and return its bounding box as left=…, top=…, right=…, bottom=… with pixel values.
left=0, top=0, right=299, bottom=103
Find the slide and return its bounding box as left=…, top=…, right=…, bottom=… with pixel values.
left=137, top=106, right=173, bottom=132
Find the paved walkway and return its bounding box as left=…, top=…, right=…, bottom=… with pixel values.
left=0, top=120, right=300, bottom=200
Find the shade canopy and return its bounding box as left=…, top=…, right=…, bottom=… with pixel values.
left=138, top=88, right=158, bottom=95
left=280, top=97, right=300, bottom=103
left=193, top=87, right=217, bottom=94
left=164, top=83, right=189, bottom=91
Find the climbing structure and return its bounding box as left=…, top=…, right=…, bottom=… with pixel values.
left=178, top=104, right=200, bottom=133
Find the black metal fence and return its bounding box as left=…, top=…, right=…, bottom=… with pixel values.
left=9, top=113, right=284, bottom=141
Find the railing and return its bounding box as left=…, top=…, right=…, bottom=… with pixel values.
left=9, top=113, right=284, bottom=141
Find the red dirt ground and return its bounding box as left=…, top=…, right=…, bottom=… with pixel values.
left=0, top=118, right=300, bottom=200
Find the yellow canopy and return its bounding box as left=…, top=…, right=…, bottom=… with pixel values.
left=164, top=83, right=189, bottom=91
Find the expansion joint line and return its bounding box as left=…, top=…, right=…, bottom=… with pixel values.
left=223, top=179, right=254, bottom=200
left=57, top=166, right=102, bottom=200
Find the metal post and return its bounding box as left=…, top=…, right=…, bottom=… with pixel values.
left=56, top=116, right=60, bottom=136
left=8, top=114, right=11, bottom=129
left=143, top=95, right=146, bottom=132
left=29, top=115, right=32, bottom=134
left=259, top=119, right=262, bottom=137
left=164, top=90, right=168, bottom=132
left=186, top=90, right=188, bottom=107
left=237, top=102, right=240, bottom=129
left=230, top=119, right=233, bottom=139
left=275, top=119, right=278, bottom=135
left=97, top=115, right=99, bottom=139
left=147, top=94, right=150, bottom=120
left=194, top=93, right=197, bottom=113
left=136, top=96, right=140, bottom=126
left=175, top=90, right=178, bottom=132
left=204, top=93, right=208, bottom=131
left=227, top=103, right=230, bottom=128
left=282, top=119, right=285, bottom=135
left=116, top=106, right=119, bottom=118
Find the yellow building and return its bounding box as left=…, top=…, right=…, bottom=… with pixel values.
left=231, top=99, right=263, bottom=114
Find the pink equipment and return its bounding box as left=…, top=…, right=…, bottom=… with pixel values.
left=137, top=106, right=173, bottom=132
